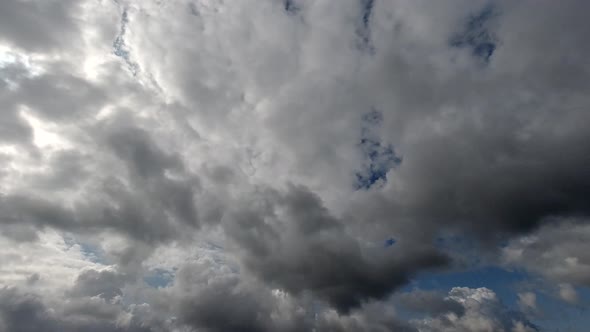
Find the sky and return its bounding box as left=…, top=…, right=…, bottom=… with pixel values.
left=0, top=0, right=589, bottom=331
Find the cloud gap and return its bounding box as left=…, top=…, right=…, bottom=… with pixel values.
left=354, top=109, right=402, bottom=190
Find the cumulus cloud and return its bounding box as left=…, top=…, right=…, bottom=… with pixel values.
left=0, top=0, right=589, bottom=330
left=503, top=220, right=590, bottom=291
left=413, top=287, right=538, bottom=332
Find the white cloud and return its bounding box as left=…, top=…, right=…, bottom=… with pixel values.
left=558, top=283, right=579, bottom=305
left=503, top=220, right=590, bottom=290
left=0, top=230, right=107, bottom=296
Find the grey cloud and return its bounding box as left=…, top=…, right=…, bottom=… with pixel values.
left=0, top=0, right=590, bottom=331
left=177, top=279, right=273, bottom=332
left=169, top=260, right=309, bottom=332
left=225, top=185, right=449, bottom=312
left=69, top=269, right=129, bottom=301
left=254, top=0, right=590, bottom=247
left=165, top=257, right=417, bottom=332
left=0, top=287, right=59, bottom=332
left=0, top=0, right=82, bottom=52
left=397, top=289, right=465, bottom=317
left=0, top=61, right=33, bottom=144
left=0, top=287, right=151, bottom=332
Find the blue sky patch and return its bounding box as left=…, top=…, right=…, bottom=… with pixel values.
left=284, top=0, right=300, bottom=15
left=451, top=4, right=498, bottom=63
left=113, top=8, right=139, bottom=75
left=356, top=0, right=375, bottom=52
left=355, top=110, right=402, bottom=190
left=408, top=266, right=529, bottom=306
left=143, top=268, right=175, bottom=288
left=384, top=237, right=396, bottom=247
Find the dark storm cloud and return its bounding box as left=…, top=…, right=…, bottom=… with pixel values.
left=0, top=116, right=201, bottom=244
left=504, top=219, right=590, bottom=287
left=168, top=260, right=305, bottom=332
left=315, top=303, right=419, bottom=332
left=69, top=269, right=128, bottom=301
left=0, top=62, right=32, bottom=144
left=346, top=1, right=590, bottom=245
left=0, top=287, right=60, bottom=332
left=0, top=181, right=179, bottom=244
left=0, top=194, right=76, bottom=231
left=170, top=260, right=420, bottom=332
left=380, top=108, right=590, bottom=236
left=103, top=125, right=200, bottom=229
left=0, top=287, right=154, bottom=332
left=32, top=151, right=91, bottom=190
left=177, top=279, right=273, bottom=332
left=106, top=126, right=183, bottom=179
left=225, top=185, right=449, bottom=312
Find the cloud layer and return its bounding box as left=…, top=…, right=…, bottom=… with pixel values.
left=1, top=0, right=589, bottom=331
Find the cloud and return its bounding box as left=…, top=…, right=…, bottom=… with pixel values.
left=0, top=0, right=589, bottom=330
left=503, top=220, right=590, bottom=288
left=413, top=287, right=538, bottom=332
left=223, top=185, right=449, bottom=312
left=0, top=0, right=82, bottom=52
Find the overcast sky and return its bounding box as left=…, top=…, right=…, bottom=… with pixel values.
left=0, top=0, right=589, bottom=331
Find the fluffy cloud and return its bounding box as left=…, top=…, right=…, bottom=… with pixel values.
left=412, top=287, right=538, bottom=332
left=1, top=0, right=589, bottom=330
left=503, top=220, right=590, bottom=289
